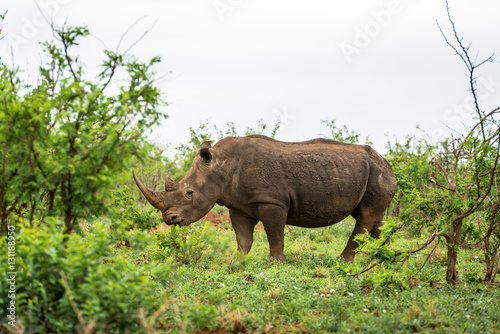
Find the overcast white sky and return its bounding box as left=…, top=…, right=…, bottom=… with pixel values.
left=1, top=0, right=500, bottom=153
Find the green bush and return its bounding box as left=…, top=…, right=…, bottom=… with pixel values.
left=154, top=222, right=231, bottom=266
left=0, top=218, right=164, bottom=333
left=0, top=25, right=167, bottom=234
left=186, top=304, right=218, bottom=331
left=111, top=186, right=162, bottom=231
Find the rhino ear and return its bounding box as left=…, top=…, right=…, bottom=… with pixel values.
left=200, top=141, right=212, bottom=149
left=200, top=148, right=212, bottom=163
left=199, top=141, right=212, bottom=163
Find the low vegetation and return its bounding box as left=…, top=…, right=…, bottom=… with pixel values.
left=2, top=213, right=499, bottom=333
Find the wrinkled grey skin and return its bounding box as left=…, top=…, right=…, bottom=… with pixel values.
left=133, top=135, right=396, bottom=262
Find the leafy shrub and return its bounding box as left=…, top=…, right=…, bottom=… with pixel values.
left=111, top=186, right=162, bottom=231
left=186, top=304, right=218, bottom=331
left=154, top=222, right=230, bottom=266
left=0, top=25, right=167, bottom=234
left=0, top=218, right=164, bottom=333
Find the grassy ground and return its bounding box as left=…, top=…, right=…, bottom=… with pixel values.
left=105, top=213, right=500, bottom=333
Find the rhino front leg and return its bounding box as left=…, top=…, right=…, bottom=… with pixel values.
left=229, top=209, right=258, bottom=254
left=258, top=204, right=287, bottom=261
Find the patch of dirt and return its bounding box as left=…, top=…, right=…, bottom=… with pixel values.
left=203, top=211, right=231, bottom=227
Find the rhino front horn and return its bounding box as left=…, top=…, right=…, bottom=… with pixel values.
left=132, top=170, right=167, bottom=211
left=165, top=175, right=179, bottom=192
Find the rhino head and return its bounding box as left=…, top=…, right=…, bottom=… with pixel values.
left=133, top=142, right=218, bottom=226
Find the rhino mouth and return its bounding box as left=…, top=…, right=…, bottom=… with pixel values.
left=163, top=212, right=186, bottom=226
left=162, top=209, right=210, bottom=227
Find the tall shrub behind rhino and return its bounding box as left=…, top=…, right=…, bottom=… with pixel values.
left=0, top=25, right=167, bottom=233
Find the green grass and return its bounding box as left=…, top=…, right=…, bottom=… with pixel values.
left=97, top=216, right=499, bottom=333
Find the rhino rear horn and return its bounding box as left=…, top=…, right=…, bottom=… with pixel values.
left=165, top=175, right=179, bottom=192
left=132, top=170, right=167, bottom=211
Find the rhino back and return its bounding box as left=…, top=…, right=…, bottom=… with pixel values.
left=213, top=136, right=390, bottom=227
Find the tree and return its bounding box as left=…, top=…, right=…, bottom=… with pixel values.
left=430, top=0, right=499, bottom=284
left=0, top=24, right=167, bottom=234
left=428, top=121, right=499, bottom=284
left=407, top=0, right=500, bottom=284
left=359, top=1, right=500, bottom=285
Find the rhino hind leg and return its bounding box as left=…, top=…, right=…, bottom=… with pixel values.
left=229, top=209, right=258, bottom=254
left=340, top=165, right=396, bottom=262
left=341, top=203, right=388, bottom=263
left=369, top=218, right=384, bottom=239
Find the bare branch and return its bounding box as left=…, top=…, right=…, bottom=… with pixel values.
left=122, top=19, right=158, bottom=56
left=436, top=19, right=470, bottom=72
left=33, top=0, right=54, bottom=27
left=429, top=155, right=464, bottom=199
left=116, top=15, right=148, bottom=53
left=353, top=262, right=379, bottom=279
left=437, top=0, right=498, bottom=140
left=398, top=232, right=450, bottom=266
left=410, top=237, right=441, bottom=280
left=476, top=53, right=497, bottom=68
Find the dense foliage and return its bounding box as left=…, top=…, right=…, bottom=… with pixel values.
left=0, top=219, right=168, bottom=333
left=0, top=25, right=167, bottom=234
left=3, top=218, right=499, bottom=333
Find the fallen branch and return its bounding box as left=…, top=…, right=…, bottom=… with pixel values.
left=398, top=232, right=450, bottom=267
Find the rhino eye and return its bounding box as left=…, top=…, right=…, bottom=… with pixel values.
left=185, top=190, right=194, bottom=199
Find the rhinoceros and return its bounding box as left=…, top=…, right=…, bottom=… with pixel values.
left=133, top=135, right=396, bottom=262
